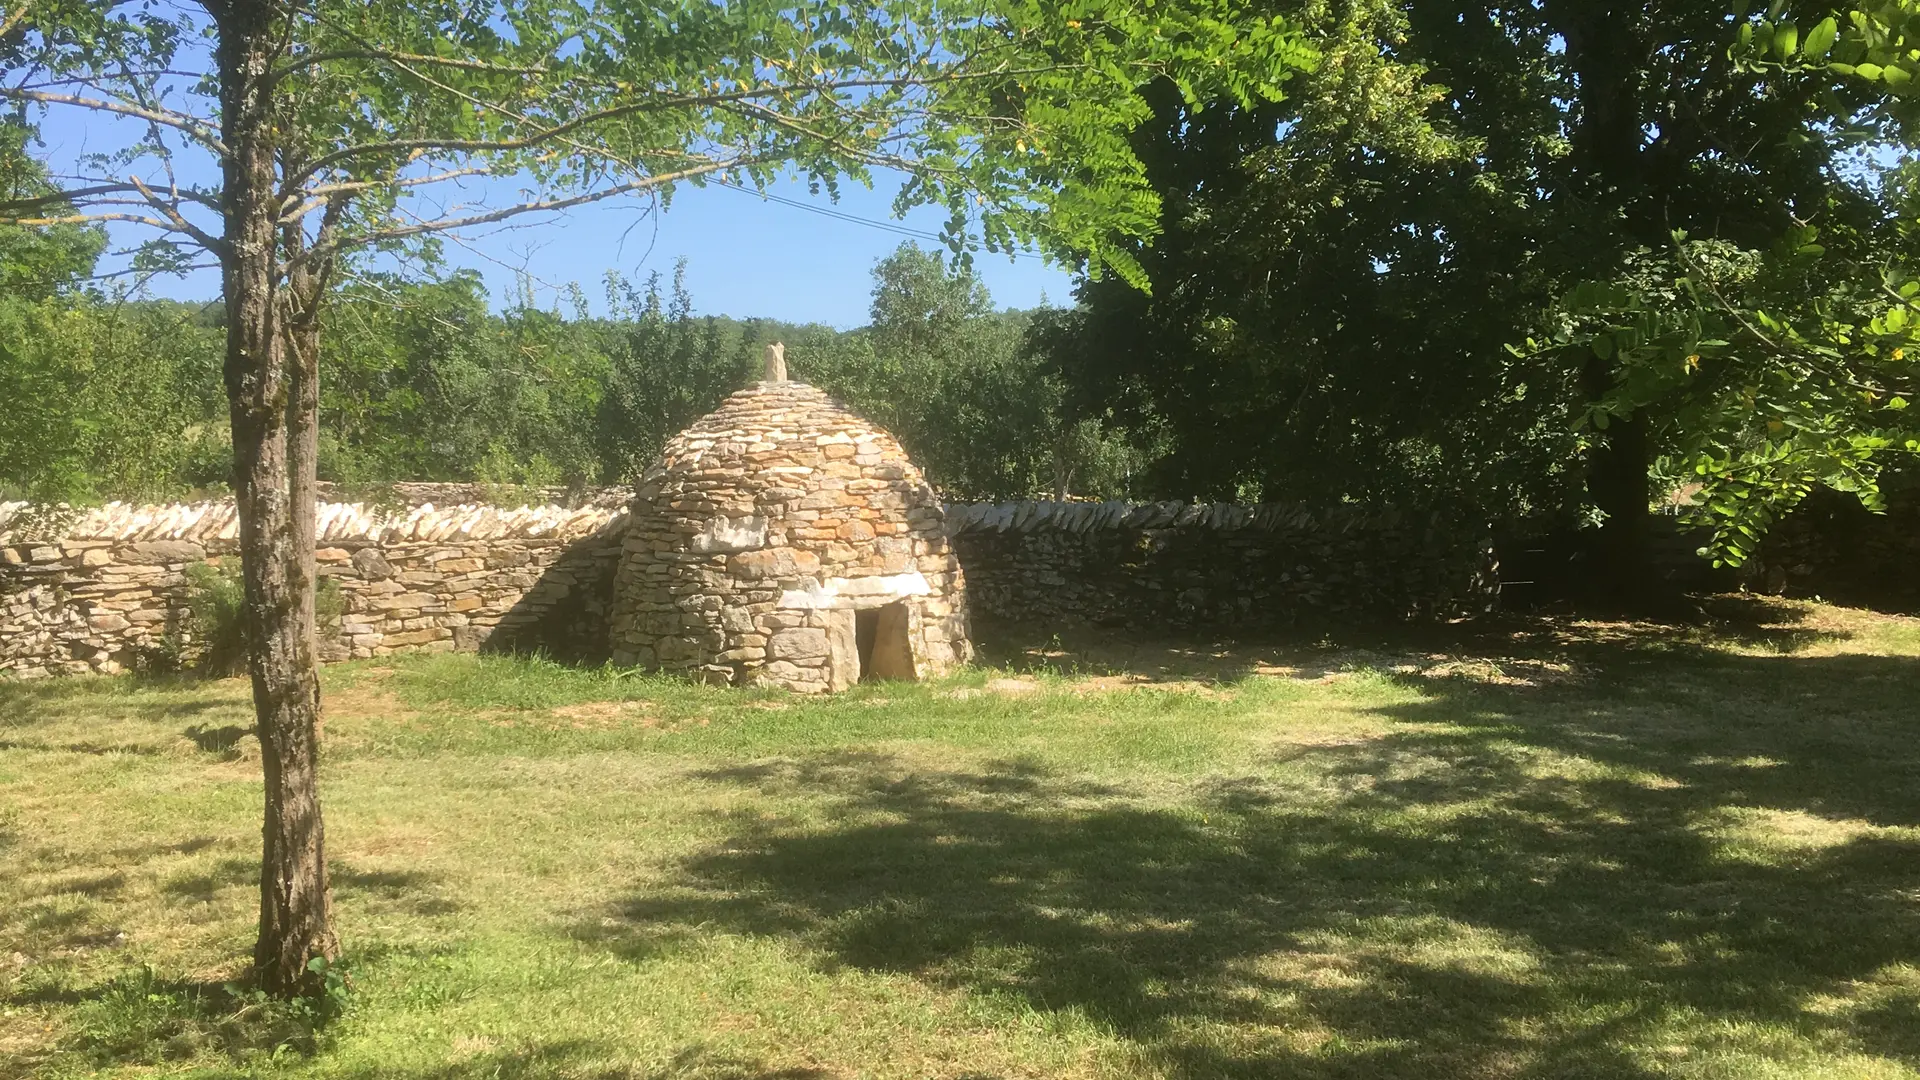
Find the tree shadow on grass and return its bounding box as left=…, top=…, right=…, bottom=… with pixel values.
left=972, top=595, right=1857, bottom=687
left=320, top=1041, right=834, bottom=1080
left=183, top=722, right=252, bottom=754
left=322, top=1045, right=833, bottom=1076
left=0, top=675, right=251, bottom=758
left=577, top=649, right=1920, bottom=1079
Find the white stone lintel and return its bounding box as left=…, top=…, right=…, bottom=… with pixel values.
left=778, top=571, right=931, bottom=610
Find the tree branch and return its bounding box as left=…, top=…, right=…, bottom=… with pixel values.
left=301, top=155, right=768, bottom=267
left=126, top=174, right=228, bottom=256
left=0, top=180, right=212, bottom=215
left=0, top=209, right=196, bottom=232
left=282, top=65, right=1092, bottom=191
left=271, top=47, right=552, bottom=84
left=0, top=88, right=229, bottom=155
left=279, top=166, right=491, bottom=223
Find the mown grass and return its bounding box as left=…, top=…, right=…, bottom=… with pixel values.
left=3, top=597, right=1918, bottom=1079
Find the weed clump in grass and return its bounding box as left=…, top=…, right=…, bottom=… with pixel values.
left=60, top=960, right=352, bottom=1069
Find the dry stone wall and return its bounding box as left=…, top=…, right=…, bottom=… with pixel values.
left=4, top=493, right=1496, bottom=680
left=945, top=500, right=1498, bottom=630
left=1742, top=484, right=1920, bottom=610
left=0, top=499, right=624, bottom=678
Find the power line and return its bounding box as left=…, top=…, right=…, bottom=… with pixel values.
left=706, top=178, right=1050, bottom=261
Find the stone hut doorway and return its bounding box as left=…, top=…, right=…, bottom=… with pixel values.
left=854, top=602, right=915, bottom=683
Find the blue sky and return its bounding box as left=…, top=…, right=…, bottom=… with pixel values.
left=32, top=106, right=1076, bottom=329
left=411, top=174, right=1079, bottom=327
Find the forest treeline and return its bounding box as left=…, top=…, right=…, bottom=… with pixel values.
left=0, top=243, right=1145, bottom=505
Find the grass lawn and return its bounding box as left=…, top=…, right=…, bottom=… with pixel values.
left=4, top=598, right=1920, bottom=1079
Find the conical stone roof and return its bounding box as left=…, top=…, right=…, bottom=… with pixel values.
left=609, top=379, right=970, bottom=691
left=641, top=381, right=905, bottom=498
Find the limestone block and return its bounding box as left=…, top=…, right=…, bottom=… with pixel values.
left=688, top=516, right=768, bottom=553
left=825, top=609, right=858, bottom=692
left=654, top=635, right=699, bottom=662
left=762, top=660, right=827, bottom=683
left=487, top=548, right=531, bottom=569
left=120, top=540, right=206, bottom=565
left=727, top=548, right=782, bottom=580
left=767, top=627, right=828, bottom=660
left=352, top=548, right=395, bottom=580
left=368, top=591, right=439, bottom=611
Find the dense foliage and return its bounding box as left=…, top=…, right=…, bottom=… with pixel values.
left=1021, top=0, right=1920, bottom=572
left=0, top=243, right=1123, bottom=503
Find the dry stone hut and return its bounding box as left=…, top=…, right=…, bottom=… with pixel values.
left=608, top=344, right=971, bottom=691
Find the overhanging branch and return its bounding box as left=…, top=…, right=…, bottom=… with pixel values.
left=0, top=88, right=229, bottom=156
left=301, top=155, right=770, bottom=268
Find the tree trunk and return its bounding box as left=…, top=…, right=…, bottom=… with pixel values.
left=284, top=196, right=340, bottom=685
left=213, top=0, right=337, bottom=997
left=1584, top=358, right=1652, bottom=597
left=1555, top=0, right=1659, bottom=599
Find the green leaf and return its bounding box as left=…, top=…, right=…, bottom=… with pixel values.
left=1773, top=21, right=1799, bottom=58
left=1803, top=16, right=1838, bottom=58
left=1856, top=61, right=1885, bottom=80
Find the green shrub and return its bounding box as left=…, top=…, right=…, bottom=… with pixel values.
left=315, top=574, right=344, bottom=634
left=171, top=560, right=348, bottom=676
left=180, top=559, right=248, bottom=677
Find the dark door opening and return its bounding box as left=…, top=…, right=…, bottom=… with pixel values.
left=853, top=602, right=915, bottom=682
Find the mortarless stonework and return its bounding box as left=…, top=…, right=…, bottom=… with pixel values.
left=4, top=494, right=1493, bottom=681
left=608, top=380, right=970, bottom=691
left=945, top=500, right=1499, bottom=629
left=0, top=499, right=624, bottom=677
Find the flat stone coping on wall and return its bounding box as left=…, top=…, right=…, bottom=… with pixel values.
left=0, top=499, right=626, bottom=548
left=943, top=500, right=1427, bottom=534
left=5, top=496, right=1447, bottom=548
